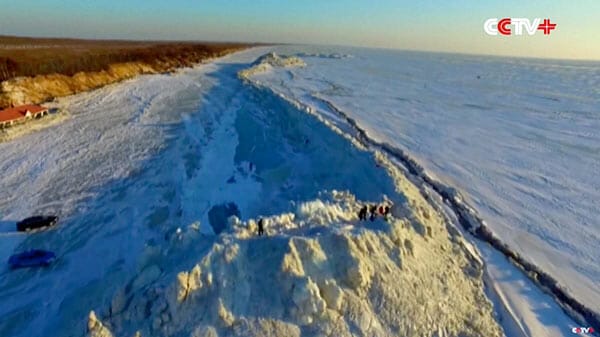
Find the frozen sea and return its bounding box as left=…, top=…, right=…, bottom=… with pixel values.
left=0, top=46, right=598, bottom=337
left=248, top=46, right=600, bottom=315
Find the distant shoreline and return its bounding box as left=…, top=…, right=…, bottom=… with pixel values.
left=0, top=35, right=254, bottom=109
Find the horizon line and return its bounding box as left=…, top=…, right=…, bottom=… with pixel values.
left=2, top=34, right=599, bottom=63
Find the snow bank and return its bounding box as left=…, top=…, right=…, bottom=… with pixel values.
left=88, top=159, right=503, bottom=337
left=238, top=53, right=305, bottom=80
left=88, top=311, right=115, bottom=337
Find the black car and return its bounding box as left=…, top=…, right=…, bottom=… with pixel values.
left=16, top=216, right=59, bottom=232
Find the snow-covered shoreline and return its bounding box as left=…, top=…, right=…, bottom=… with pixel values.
left=1, top=47, right=596, bottom=337
left=0, top=49, right=243, bottom=337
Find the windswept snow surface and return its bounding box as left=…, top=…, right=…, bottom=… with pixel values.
left=244, top=47, right=600, bottom=308
left=241, top=48, right=600, bottom=336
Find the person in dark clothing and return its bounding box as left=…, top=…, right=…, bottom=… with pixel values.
left=369, top=204, right=377, bottom=221
left=257, top=218, right=265, bottom=236
left=358, top=205, right=368, bottom=221
left=383, top=205, right=391, bottom=221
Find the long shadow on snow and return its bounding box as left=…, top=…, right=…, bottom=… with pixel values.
left=229, top=81, right=404, bottom=219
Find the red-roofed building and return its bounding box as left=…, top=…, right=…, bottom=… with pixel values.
left=0, top=105, right=49, bottom=128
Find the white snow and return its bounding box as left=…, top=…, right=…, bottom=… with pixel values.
left=74, top=48, right=503, bottom=337
left=241, top=48, right=600, bottom=336
left=91, top=186, right=504, bottom=337
left=0, top=50, right=267, bottom=337
left=1, top=46, right=596, bottom=337
left=238, top=52, right=305, bottom=80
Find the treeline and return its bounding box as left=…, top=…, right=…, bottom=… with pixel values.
left=0, top=43, right=247, bottom=82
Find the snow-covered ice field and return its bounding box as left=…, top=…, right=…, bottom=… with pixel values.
left=246, top=46, right=600, bottom=315
left=0, top=47, right=598, bottom=337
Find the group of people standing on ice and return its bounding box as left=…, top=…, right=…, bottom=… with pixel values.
left=254, top=201, right=393, bottom=236
left=357, top=202, right=391, bottom=222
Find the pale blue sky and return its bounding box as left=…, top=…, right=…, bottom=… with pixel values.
left=0, top=0, right=598, bottom=59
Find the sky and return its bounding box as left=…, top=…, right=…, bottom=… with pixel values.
left=0, top=0, right=598, bottom=60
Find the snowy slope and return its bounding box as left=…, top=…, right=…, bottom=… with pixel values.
left=240, top=49, right=600, bottom=336
left=2, top=48, right=506, bottom=337
left=90, top=189, right=504, bottom=337
left=242, top=47, right=600, bottom=317
left=84, top=50, right=505, bottom=337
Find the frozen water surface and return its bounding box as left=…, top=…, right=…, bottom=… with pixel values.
left=248, top=47, right=600, bottom=314
left=0, top=46, right=598, bottom=337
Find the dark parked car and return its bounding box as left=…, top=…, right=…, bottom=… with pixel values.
left=16, top=216, right=58, bottom=232
left=8, top=250, right=56, bottom=269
